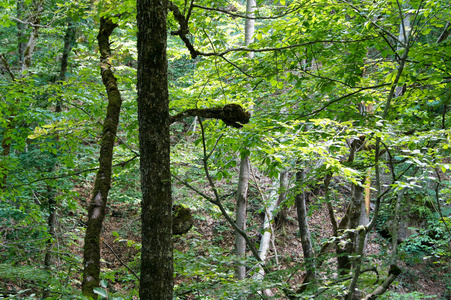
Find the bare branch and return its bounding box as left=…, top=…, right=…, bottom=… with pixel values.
left=0, top=53, right=16, bottom=81
left=10, top=16, right=47, bottom=28
left=437, top=22, right=451, bottom=43
left=168, top=3, right=373, bottom=61
left=103, top=240, right=140, bottom=281
left=171, top=173, right=217, bottom=204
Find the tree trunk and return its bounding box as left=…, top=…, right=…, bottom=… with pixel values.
left=17, top=0, right=26, bottom=64
left=21, top=0, right=43, bottom=73
left=244, top=0, right=256, bottom=58
left=42, top=184, right=57, bottom=298
left=295, top=170, right=316, bottom=291
left=235, top=155, right=250, bottom=280
left=253, top=179, right=279, bottom=297
left=336, top=183, right=365, bottom=275
left=234, top=0, right=256, bottom=282
left=275, top=170, right=290, bottom=232
left=137, top=0, right=173, bottom=299
left=82, top=18, right=122, bottom=299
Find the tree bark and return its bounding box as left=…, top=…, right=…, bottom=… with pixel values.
left=21, top=0, right=43, bottom=73
left=276, top=170, right=290, bottom=232
left=253, top=178, right=279, bottom=297
left=336, top=182, right=365, bottom=275
left=170, top=104, right=250, bottom=128
left=235, top=155, right=250, bottom=280
left=244, top=0, right=256, bottom=59
left=234, top=0, right=255, bottom=283
left=363, top=265, right=402, bottom=300
left=82, top=17, right=122, bottom=299
left=295, top=170, right=316, bottom=292
left=137, top=0, right=173, bottom=298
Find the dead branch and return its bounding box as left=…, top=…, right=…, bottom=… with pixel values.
left=170, top=104, right=251, bottom=128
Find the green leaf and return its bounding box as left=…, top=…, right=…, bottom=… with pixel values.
left=93, top=287, right=108, bottom=297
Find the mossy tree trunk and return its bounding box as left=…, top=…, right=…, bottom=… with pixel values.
left=82, top=17, right=122, bottom=299
left=137, top=0, right=173, bottom=299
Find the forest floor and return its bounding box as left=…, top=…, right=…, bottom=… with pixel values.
left=2, top=183, right=449, bottom=299
left=93, top=188, right=451, bottom=300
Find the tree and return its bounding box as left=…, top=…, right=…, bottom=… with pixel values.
left=137, top=0, right=173, bottom=299
left=234, top=0, right=255, bottom=282
left=82, top=17, right=122, bottom=299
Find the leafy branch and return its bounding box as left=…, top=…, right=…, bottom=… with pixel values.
left=191, top=4, right=299, bottom=20
left=169, top=1, right=372, bottom=60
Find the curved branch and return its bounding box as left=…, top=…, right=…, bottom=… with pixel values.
left=364, top=265, right=402, bottom=300
left=170, top=104, right=251, bottom=128
left=103, top=240, right=140, bottom=281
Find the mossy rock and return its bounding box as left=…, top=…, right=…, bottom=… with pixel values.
left=172, top=205, right=193, bottom=235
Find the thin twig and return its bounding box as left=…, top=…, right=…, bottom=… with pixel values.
left=198, top=119, right=267, bottom=268
left=102, top=240, right=140, bottom=281
left=0, top=53, right=15, bottom=81
left=297, top=83, right=390, bottom=118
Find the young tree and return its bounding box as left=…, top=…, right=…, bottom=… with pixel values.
left=82, top=17, right=123, bottom=299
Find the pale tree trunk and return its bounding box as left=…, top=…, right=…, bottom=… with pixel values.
left=345, top=183, right=366, bottom=255
left=82, top=18, right=122, bottom=299
left=253, top=178, right=279, bottom=297
left=335, top=181, right=367, bottom=276
left=235, top=156, right=250, bottom=280
left=395, top=7, right=410, bottom=98
left=234, top=0, right=256, bottom=281
left=358, top=184, right=370, bottom=248
left=244, top=0, right=255, bottom=57
left=137, top=0, right=173, bottom=298
left=295, top=170, right=316, bottom=292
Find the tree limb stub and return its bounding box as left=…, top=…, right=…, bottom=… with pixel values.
left=170, top=104, right=251, bottom=128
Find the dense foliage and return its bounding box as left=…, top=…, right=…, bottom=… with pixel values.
left=0, top=0, right=450, bottom=298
